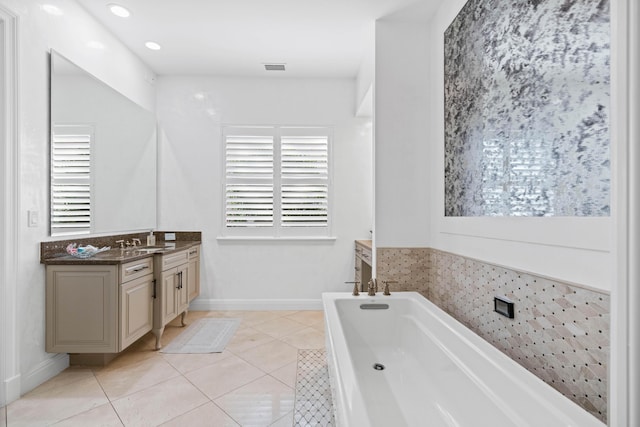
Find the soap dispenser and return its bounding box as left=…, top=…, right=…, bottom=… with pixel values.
left=146, top=231, right=156, bottom=246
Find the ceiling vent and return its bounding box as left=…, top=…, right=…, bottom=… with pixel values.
left=264, top=64, right=286, bottom=71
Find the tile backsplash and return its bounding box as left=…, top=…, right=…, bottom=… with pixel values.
left=376, top=247, right=609, bottom=423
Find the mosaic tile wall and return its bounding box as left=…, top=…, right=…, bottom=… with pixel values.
left=444, top=0, right=610, bottom=217
left=376, top=248, right=430, bottom=295
left=376, top=247, right=609, bottom=423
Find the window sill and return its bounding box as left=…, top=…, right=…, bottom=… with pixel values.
left=217, top=236, right=337, bottom=242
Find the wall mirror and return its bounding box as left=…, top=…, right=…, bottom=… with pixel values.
left=50, top=50, right=157, bottom=236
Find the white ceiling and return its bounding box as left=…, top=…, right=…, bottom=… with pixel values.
left=79, top=0, right=440, bottom=78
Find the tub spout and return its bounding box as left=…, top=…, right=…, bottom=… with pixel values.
left=367, top=278, right=378, bottom=296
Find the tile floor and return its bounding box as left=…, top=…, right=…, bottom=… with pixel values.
left=5, top=310, right=327, bottom=427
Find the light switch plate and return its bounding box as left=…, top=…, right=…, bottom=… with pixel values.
left=165, top=232, right=176, bottom=241
left=28, top=210, right=38, bottom=227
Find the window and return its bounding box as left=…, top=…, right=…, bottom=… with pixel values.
left=50, top=124, right=92, bottom=236
left=223, top=126, right=331, bottom=237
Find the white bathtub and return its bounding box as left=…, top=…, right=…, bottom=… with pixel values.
left=322, top=292, right=604, bottom=427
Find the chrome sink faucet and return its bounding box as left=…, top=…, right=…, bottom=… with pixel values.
left=131, top=238, right=141, bottom=247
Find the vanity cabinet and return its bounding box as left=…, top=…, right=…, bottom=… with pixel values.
left=45, top=241, right=201, bottom=354
left=46, top=257, right=154, bottom=354
left=152, top=245, right=200, bottom=350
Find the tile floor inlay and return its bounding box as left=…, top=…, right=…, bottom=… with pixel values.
left=293, top=349, right=334, bottom=427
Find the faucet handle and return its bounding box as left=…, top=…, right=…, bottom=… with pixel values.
left=115, top=240, right=125, bottom=249
left=344, top=281, right=360, bottom=296
left=382, top=280, right=397, bottom=296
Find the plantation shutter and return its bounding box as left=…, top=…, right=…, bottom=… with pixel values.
left=224, top=128, right=274, bottom=228
left=280, top=131, right=329, bottom=227
left=51, top=125, right=92, bottom=236
left=223, top=126, right=331, bottom=236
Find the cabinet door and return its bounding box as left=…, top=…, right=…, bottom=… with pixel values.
left=187, top=256, right=200, bottom=302
left=177, top=264, right=189, bottom=314
left=46, top=265, right=118, bottom=353
left=160, top=267, right=179, bottom=323
left=120, top=273, right=154, bottom=350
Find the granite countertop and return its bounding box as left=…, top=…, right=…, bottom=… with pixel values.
left=355, top=239, right=372, bottom=250
left=42, top=241, right=201, bottom=265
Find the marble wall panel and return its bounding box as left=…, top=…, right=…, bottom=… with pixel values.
left=444, top=0, right=610, bottom=216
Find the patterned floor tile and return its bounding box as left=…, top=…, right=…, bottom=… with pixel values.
left=293, top=349, right=334, bottom=427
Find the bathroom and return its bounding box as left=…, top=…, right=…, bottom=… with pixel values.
left=0, top=0, right=638, bottom=426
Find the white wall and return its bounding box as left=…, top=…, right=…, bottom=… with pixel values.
left=355, top=33, right=374, bottom=117
left=0, top=0, right=155, bottom=399
left=156, top=76, right=372, bottom=308
left=374, top=19, right=431, bottom=248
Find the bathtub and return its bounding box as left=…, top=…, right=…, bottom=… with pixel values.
left=322, top=292, right=604, bottom=427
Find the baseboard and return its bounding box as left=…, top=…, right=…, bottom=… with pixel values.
left=2, top=373, right=20, bottom=406
left=20, top=353, right=69, bottom=396
left=189, top=298, right=323, bottom=311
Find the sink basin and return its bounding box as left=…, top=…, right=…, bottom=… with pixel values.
left=133, top=247, right=165, bottom=253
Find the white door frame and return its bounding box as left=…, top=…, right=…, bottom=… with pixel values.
left=626, top=1, right=639, bottom=424
left=611, top=0, right=637, bottom=425
left=0, top=4, right=20, bottom=407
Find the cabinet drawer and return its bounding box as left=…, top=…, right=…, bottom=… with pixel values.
left=161, top=249, right=189, bottom=270
left=120, top=257, right=154, bottom=283
left=188, top=245, right=200, bottom=259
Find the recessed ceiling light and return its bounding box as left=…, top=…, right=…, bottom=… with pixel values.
left=108, top=3, right=130, bottom=18
left=42, top=4, right=64, bottom=16
left=145, top=41, right=161, bottom=51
